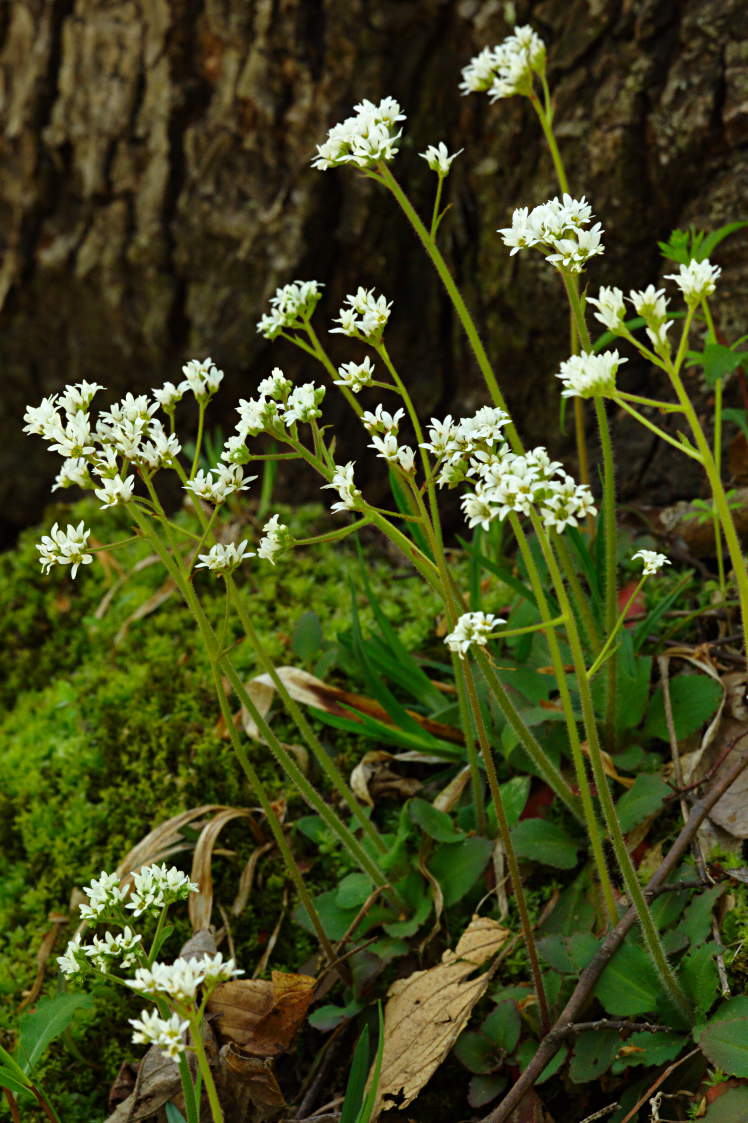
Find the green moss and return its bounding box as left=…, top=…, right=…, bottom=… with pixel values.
left=0, top=498, right=445, bottom=1120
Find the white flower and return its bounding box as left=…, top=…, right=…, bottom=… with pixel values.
left=498, top=207, right=541, bottom=255
left=52, top=458, right=92, bottom=492
left=539, top=476, right=597, bottom=532
left=556, top=350, right=627, bottom=399
left=37, top=522, right=94, bottom=580
left=152, top=381, right=185, bottom=411
left=129, top=1010, right=189, bottom=1060
left=257, top=281, right=324, bottom=339
left=46, top=412, right=96, bottom=458
left=369, top=433, right=401, bottom=462
left=283, top=382, right=325, bottom=425
left=361, top=404, right=404, bottom=434
left=396, top=445, right=416, bottom=472
left=545, top=224, right=605, bottom=272
left=126, top=864, right=199, bottom=918
left=331, top=288, right=392, bottom=340
left=460, top=27, right=546, bottom=101
left=58, top=935, right=89, bottom=978
left=419, top=142, right=463, bottom=176
left=587, top=286, right=626, bottom=332
left=312, top=97, right=405, bottom=171
left=236, top=395, right=276, bottom=437
left=127, top=953, right=242, bottom=1002
left=257, top=368, right=293, bottom=400
left=184, top=465, right=255, bottom=505
left=181, top=357, right=224, bottom=402
left=58, top=381, right=105, bottom=416
left=420, top=415, right=457, bottom=458
left=86, top=927, right=143, bottom=972
left=445, top=612, right=505, bottom=657
left=629, top=284, right=669, bottom=322
left=499, top=197, right=603, bottom=273
left=97, top=416, right=149, bottom=460
left=665, top=259, right=721, bottom=306
left=256, top=515, right=292, bottom=565
left=196, top=540, right=253, bottom=575
left=79, top=871, right=127, bottom=921
left=334, top=356, right=376, bottom=392
left=23, top=395, right=61, bottom=437
left=94, top=474, right=136, bottom=509
left=100, top=394, right=157, bottom=427
left=140, top=421, right=182, bottom=469
left=322, top=461, right=361, bottom=513
left=633, top=549, right=670, bottom=576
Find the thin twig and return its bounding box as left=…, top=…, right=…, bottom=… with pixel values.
left=556, top=1020, right=671, bottom=1037
left=659, top=654, right=730, bottom=997
left=618, top=1047, right=701, bottom=1123
left=578, top=1104, right=619, bottom=1123
left=480, top=751, right=748, bottom=1123
left=2, top=1089, right=21, bottom=1123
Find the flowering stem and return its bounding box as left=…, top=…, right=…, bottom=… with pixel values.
left=430, top=176, right=445, bottom=239
left=461, top=657, right=550, bottom=1033
left=189, top=403, right=207, bottom=481
left=303, top=322, right=364, bottom=418
left=512, top=516, right=616, bottom=921
left=616, top=391, right=684, bottom=412
left=534, top=519, right=692, bottom=1017
left=146, top=906, right=169, bottom=966
left=294, top=518, right=371, bottom=546
left=553, top=534, right=602, bottom=652
left=472, top=646, right=584, bottom=823
left=587, top=578, right=646, bottom=679
left=613, top=397, right=703, bottom=461
left=188, top=1016, right=223, bottom=1123
left=593, top=396, right=620, bottom=746
left=376, top=164, right=518, bottom=445
left=224, top=575, right=388, bottom=855
left=531, top=85, right=570, bottom=194
left=702, top=297, right=727, bottom=595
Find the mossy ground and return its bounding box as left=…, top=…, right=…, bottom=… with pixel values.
left=0, top=497, right=444, bottom=1120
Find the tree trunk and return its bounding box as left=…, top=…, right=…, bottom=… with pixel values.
left=1, top=0, right=747, bottom=538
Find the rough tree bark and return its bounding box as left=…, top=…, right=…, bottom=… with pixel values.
left=1, top=0, right=748, bottom=538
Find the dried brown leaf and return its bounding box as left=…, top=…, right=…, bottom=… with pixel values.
left=116, top=805, right=228, bottom=884
left=189, top=809, right=257, bottom=931
left=220, top=1044, right=286, bottom=1120
left=371, top=915, right=510, bottom=1117
left=17, top=913, right=68, bottom=1011
left=208, top=970, right=315, bottom=1057
left=432, top=765, right=471, bottom=813
left=104, top=1045, right=181, bottom=1122
left=350, top=750, right=421, bottom=806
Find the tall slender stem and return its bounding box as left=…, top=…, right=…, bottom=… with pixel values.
left=189, top=1017, right=223, bottom=1122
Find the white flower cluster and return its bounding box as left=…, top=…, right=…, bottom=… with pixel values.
left=556, top=350, right=627, bottom=399
left=419, top=142, right=463, bottom=176
left=256, top=514, right=292, bottom=564
left=79, top=871, right=128, bottom=921
left=184, top=463, right=256, bottom=505
left=335, top=355, right=376, bottom=393
left=126, top=863, right=199, bottom=918
left=445, top=612, right=505, bottom=657
left=312, top=97, right=405, bottom=171
left=361, top=405, right=415, bottom=472
left=196, top=539, right=253, bottom=576
left=588, top=284, right=673, bottom=351
left=58, top=928, right=143, bottom=977
left=499, top=195, right=604, bottom=274
left=37, top=522, right=94, bottom=578
left=179, top=358, right=224, bottom=403
left=127, top=953, right=241, bottom=1002
left=331, top=288, right=392, bottom=341
left=226, top=370, right=325, bottom=468
left=460, top=26, right=546, bottom=101
left=256, top=280, right=324, bottom=340
left=665, top=259, right=721, bottom=307
left=323, top=462, right=361, bottom=513
left=129, top=1010, right=189, bottom=1060
left=633, top=549, right=670, bottom=576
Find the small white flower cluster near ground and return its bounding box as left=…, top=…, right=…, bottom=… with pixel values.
left=127, top=952, right=241, bottom=1002
left=195, top=540, right=253, bottom=576
left=231, top=368, right=326, bottom=448
left=331, top=287, right=393, bottom=341
left=633, top=549, right=670, bottom=576
left=37, top=521, right=94, bottom=578
left=335, top=355, right=376, bottom=393
left=445, top=612, right=506, bottom=657
left=665, top=259, right=721, bottom=308
left=499, top=195, right=604, bottom=274
left=183, top=463, right=256, bottom=505
left=126, top=864, right=199, bottom=918
left=312, top=97, right=405, bottom=171
left=460, top=26, right=546, bottom=101
left=57, top=929, right=142, bottom=977
left=587, top=284, right=673, bottom=351
left=556, top=350, right=627, bottom=399
left=256, top=280, right=324, bottom=340
left=419, top=142, right=463, bottom=176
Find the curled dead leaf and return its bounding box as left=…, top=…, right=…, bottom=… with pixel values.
left=350, top=750, right=422, bottom=806
left=208, top=970, right=315, bottom=1056
left=371, top=915, right=510, bottom=1118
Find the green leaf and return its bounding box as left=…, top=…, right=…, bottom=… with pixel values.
left=494, top=776, right=531, bottom=830
left=698, top=997, right=748, bottom=1076
left=723, top=407, right=748, bottom=442
left=616, top=655, right=652, bottom=733
left=687, top=342, right=748, bottom=387
left=510, top=820, right=579, bottom=869
left=336, top=873, right=375, bottom=910
left=516, top=1040, right=568, bottom=1084
left=682, top=885, right=724, bottom=948
left=291, top=611, right=323, bottom=661
left=356, top=1003, right=385, bottom=1123
left=17, top=993, right=92, bottom=1074
left=468, top=1073, right=507, bottom=1109
left=382, top=892, right=432, bottom=938
left=643, top=674, right=722, bottom=741
left=699, top=221, right=748, bottom=260
left=0, top=1066, right=33, bottom=1098
left=703, top=1086, right=748, bottom=1123
left=340, top=1024, right=370, bottom=1123
left=482, top=1001, right=521, bottom=1054
left=165, top=1106, right=188, bottom=1123
left=595, top=944, right=660, bottom=1015
left=680, top=942, right=721, bottom=1017
left=611, top=1031, right=685, bottom=1073
left=308, top=1001, right=364, bottom=1032
left=615, top=774, right=671, bottom=833
left=295, top=890, right=361, bottom=941
left=539, top=874, right=595, bottom=937
left=408, top=798, right=463, bottom=843
left=453, top=1031, right=499, bottom=1074
left=427, top=837, right=494, bottom=907
left=569, top=1028, right=620, bottom=1083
